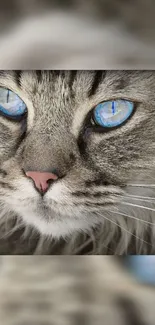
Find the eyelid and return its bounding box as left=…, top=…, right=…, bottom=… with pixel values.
left=0, top=110, right=27, bottom=123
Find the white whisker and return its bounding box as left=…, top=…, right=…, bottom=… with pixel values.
left=121, top=201, right=155, bottom=212
left=95, top=211, right=154, bottom=248
left=72, top=237, right=93, bottom=255
left=127, top=184, right=155, bottom=188
left=123, top=194, right=155, bottom=200
left=121, top=195, right=155, bottom=203
left=106, top=209, right=155, bottom=226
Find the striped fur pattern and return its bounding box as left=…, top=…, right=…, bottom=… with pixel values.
left=1, top=71, right=155, bottom=254
left=0, top=256, right=155, bottom=325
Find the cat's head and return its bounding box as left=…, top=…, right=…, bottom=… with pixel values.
left=0, top=70, right=155, bottom=240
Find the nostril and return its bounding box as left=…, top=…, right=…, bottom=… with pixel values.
left=47, top=178, right=55, bottom=185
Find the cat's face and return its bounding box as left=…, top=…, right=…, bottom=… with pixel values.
left=0, top=70, right=155, bottom=239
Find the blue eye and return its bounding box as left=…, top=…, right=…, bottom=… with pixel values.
left=0, top=87, right=27, bottom=119
left=93, top=100, right=134, bottom=128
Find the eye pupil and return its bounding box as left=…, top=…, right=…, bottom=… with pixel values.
left=0, top=87, right=27, bottom=120
left=7, top=89, right=9, bottom=103
left=112, top=101, right=115, bottom=115
left=93, top=99, right=134, bottom=129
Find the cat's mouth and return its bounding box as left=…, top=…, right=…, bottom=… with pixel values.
left=0, top=182, right=125, bottom=238
left=4, top=185, right=123, bottom=215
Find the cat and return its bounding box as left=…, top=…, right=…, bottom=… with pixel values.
left=0, top=256, right=155, bottom=325
left=0, top=0, right=155, bottom=69
left=0, top=70, right=155, bottom=255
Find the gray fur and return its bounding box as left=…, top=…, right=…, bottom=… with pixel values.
left=0, top=70, right=155, bottom=254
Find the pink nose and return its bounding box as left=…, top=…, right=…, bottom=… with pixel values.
left=26, top=171, right=58, bottom=193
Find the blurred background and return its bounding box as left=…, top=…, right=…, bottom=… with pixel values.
left=0, top=0, right=155, bottom=69
left=0, top=256, right=155, bottom=324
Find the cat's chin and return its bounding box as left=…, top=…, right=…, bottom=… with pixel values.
left=4, top=198, right=99, bottom=239
left=18, top=208, right=99, bottom=239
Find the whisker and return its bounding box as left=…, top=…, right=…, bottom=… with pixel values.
left=122, top=195, right=155, bottom=203
left=121, top=202, right=155, bottom=212
left=123, top=194, right=155, bottom=200
left=106, top=209, right=155, bottom=226
left=72, top=237, right=94, bottom=255
left=0, top=223, right=22, bottom=240
left=127, top=184, right=155, bottom=188
left=95, top=211, right=154, bottom=248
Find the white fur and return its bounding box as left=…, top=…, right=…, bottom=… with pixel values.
left=1, top=178, right=100, bottom=238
